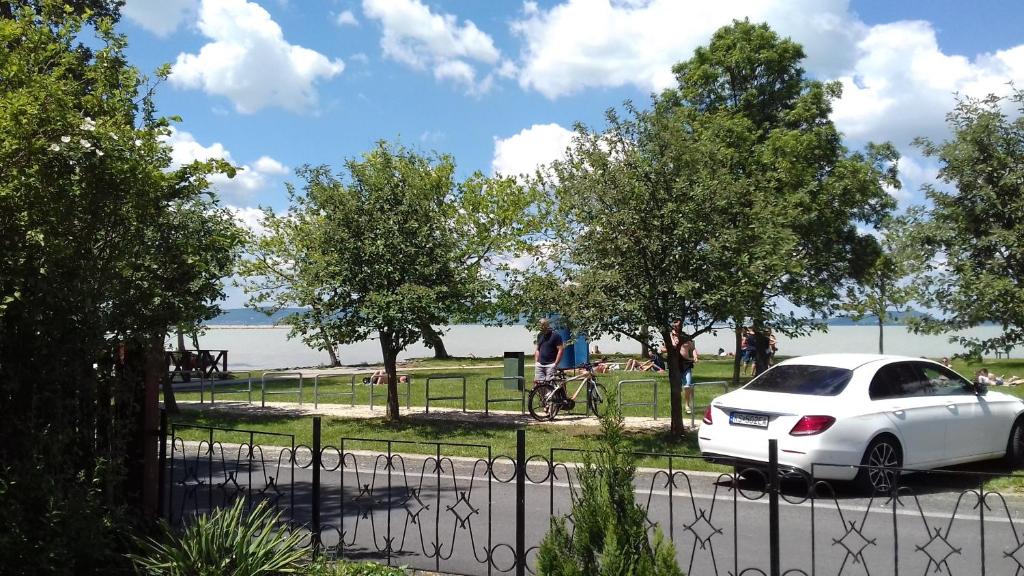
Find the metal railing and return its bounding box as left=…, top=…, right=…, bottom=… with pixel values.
left=313, top=373, right=355, bottom=408
left=162, top=415, right=1024, bottom=576
left=260, top=371, right=305, bottom=407
left=617, top=378, right=658, bottom=419
left=484, top=376, right=525, bottom=415
left=209, top=371, right=254, bottom=404
left=424, top=374, right=467, bottom=413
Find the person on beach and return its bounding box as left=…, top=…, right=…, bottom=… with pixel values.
left=365, top=370, right=408, bottom=386
left=671, top=319, right=698, bottom=414
left=534, top=318, right=564, bottom=384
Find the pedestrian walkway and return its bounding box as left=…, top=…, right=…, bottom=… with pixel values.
left=173, top=399, right=700, bottom=431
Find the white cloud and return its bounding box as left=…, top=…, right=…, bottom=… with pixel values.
left=122, top=0, right=196, bottom=37
left=492, top=123, right=576, bottom=178
left=227, top=205, right=272, bottom=236
left=832, top=21, right=1024, bottom=146
left=511, top=1, right=1024, bottom=153
left=511, top=0, right=862, bottom=99
left=335, top=9, right=358, bottom=26
left=161, top=128, right=287, bottom=203
left=253, top=155, right=289, bottom=175
left=171, top=0, right=344, bottom=113
left=362, top=0, right=500, bottom=93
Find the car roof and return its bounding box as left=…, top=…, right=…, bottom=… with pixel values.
left=776, top=353, right=936, bottom=371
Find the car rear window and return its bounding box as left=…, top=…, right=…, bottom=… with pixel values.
left=744, top=365, right=853, bottom=396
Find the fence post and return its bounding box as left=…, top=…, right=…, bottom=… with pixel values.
left=516, top=427, right=526, bottom=576
left=312, top=416, right=322, bottom=554
left=768, top=439, right=780, bottom=576
left=157, top=408, right=167, bottom=519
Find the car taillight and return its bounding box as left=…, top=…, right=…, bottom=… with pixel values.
left=789, top=415, right=835, bottom=436
left=702, top=405, right=713, bottom=425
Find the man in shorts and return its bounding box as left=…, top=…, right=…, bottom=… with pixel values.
left=671, top=319, right=699, bottom=414
left=534, top=318, right=564, bottom=384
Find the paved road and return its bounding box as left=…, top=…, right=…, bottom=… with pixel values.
left=166, top=443, right=1024, bottom=575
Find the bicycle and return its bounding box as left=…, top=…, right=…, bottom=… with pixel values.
left=528, top=362, right=609, bottom=421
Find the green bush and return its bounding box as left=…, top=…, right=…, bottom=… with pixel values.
left=129, top=498, right=307, bottom=576
left=536, top=405, right=684, bottom=576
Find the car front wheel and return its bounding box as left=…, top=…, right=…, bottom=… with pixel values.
left=855, top=436, right=902, bottom=495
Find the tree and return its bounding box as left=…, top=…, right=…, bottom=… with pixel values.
left=0, top=4, right=240, bottom=572
left=841, top=219, right=918, bottom=354
left=537, top=407, right=683, bottom=576
left=237, top=206, right=346, bottom=366
left=668, top=20, right=899, bottom=374
left=906, top=89, right=1024, bottom=356
left=261, top=143, right=539, bottom=421
left=535, top=21, right=897, bottom=434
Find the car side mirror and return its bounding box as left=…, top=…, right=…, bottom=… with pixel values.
left=975, top=382, right=988, bottom=396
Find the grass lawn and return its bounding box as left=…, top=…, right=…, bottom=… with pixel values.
left=167, top=409, right=722, bottom=471
left=178, top=356, right=746, bottom=420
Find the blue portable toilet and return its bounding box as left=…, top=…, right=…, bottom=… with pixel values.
left=547, top=314, right=588, bottom=369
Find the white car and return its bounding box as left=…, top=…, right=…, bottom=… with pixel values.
left=698, top=353, right=1024, bottom=492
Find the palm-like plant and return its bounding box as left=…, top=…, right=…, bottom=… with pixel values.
left=130, top=498, right=307, bottom=576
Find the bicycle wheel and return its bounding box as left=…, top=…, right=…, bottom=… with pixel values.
left=588, top=381, right=609, bottom=417
left=528, top=384, right=559, bottom=421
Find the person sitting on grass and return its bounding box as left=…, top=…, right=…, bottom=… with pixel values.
left=364, top=370, right=408, bottom=386
left=593, top=356, right=612, bottom=373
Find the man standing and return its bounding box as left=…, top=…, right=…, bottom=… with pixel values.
left=534, top=318, right=564, bottom=384
left=671, top=319, right=699, bottom=414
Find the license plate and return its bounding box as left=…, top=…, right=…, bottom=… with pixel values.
left=730, top=411, right=769, bottom=428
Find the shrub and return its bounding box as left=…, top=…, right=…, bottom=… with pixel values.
left=536, top=405, right=684, bottom=576
left=129, top=498, right=307, bottom=576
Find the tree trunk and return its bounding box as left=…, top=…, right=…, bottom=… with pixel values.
left=380, top=331, right=401, bottom=421
left=878, top=283, right=886, bottom=354
left=176, top=329, right=191, bottom=382
left=664, top=330, right=684, bottom=436
left=326, top=345, right=340, bottom=367
left=732, top=323, right=742, bottom=387
left=421, top=323, right=450, bottom=360
left=142, top=334, right=163, bottom=518
left=164, top=330, right=180, bottom=413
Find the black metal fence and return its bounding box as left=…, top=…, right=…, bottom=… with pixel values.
left=162, top=416, right=1024, bottom=575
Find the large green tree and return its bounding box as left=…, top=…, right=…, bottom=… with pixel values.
left=906, top=89, right=1024, bottom=356
left=668, top=20, right=898, bottom=374
left=255, top=142, right=539, bottom=420
left=534, top=21, right=897, bottom=434
left=0, top=3, right=241, bottom=572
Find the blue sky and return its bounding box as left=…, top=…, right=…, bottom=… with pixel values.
left=117, top=0, right=1024, bottom=306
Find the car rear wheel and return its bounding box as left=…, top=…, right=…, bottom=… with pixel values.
left=1004, top=419, right=1024, bottom=470
left=855, top=436, right=902, bottom=495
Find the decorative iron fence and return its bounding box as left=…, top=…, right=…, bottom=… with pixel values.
left=162, top=415, right=1024, bottom=576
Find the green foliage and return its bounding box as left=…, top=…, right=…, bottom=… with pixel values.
left=239, top=141, right=540, bottom=419
left=523, top=19, right=898, bottom=432
left=536, top=406, right=684, bottom=576
left=906, top=89, right=1024, bottom=356
left=0, top=5, right=241, bottom=573
left=130, top=498, right=307, bottom=576
left=840, top=217, right=920, bottom=353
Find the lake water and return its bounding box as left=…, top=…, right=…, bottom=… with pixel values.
left=182, top=324, right=1016, bottom=371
